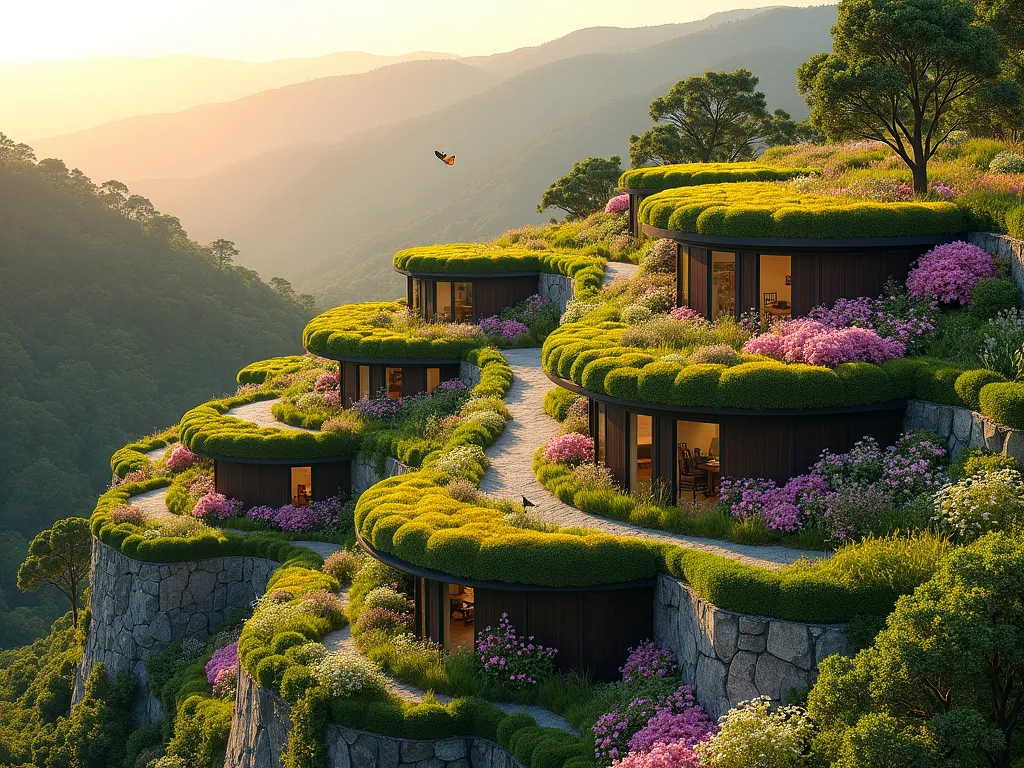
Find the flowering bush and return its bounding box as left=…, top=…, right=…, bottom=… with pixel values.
left=116, top=468, right=150, bottom=486
left=907, top=241, right=995, bottom=305
left=205, top=641, right=238, bottom=687
left=166, top=444, right=201, bottom=472
left=432, top=444, right=488, bottom=480
left=570, top=462, right=615, bottom=491
left=620, top=641, right=677, bottom=683
left=188, top=473, right=215, bottom=498
left=694, top=697, right=814, bottom=768
left=110, top=504, right=146, bottom=526
left=314, top=371, right=340, bottom=392
left=435, top=378, right=468, bottom=393
left=606, top=194, right=630, bottom=214
left=301, top=589, right=345, bottom=619
left=595, top=685, right=710, bottom=764
left=743, top=318, right=905, bottom=366
left=212, top=666, right=238, bottom=698
left=480, top=315, right=530, bottom=340
left=809, top=288, right=937, bottom=355
left=667, top=306, right=707, bottom=323
left=477, top=613, right=557, bottom=690
left=636, top=286, right=676, bottom=313
left=640, top=240, right=677, bottom=274
left=560, top=396, right=590, bottom=436
left=323, top=549, right=362, bottom=584
left=561, top=299, right=600, bottom=324
left=246, top=495, right=345, bottom=532
left=628, top=704, right=716, bottom=754
left=990, top=151, right=1024, bottom=174
left=544, top=433, right=595, bottom=465
left=192, top=492, right=241, bottom=522
left=611, top=740, right=701, bottom=768
left=363, top=586, right=412, bottom=614
left=312, top=651, right=386, bottom=697
left=621, top=304, right=655, bottom=326
left=351, top=389, right=403, bottom=419
left=688, top=344, right=741, bottom=367
left=355, top=606, right=413, bottom=635
left=932, top=468, right=1024, bottom=540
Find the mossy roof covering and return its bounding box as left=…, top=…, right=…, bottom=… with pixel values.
left=237, top=355, right=309, bottom=385
left=638, top=182, right=968, bottom=239
left=393, top=243, right=605, bottom=280
left=303, top=301, right=484, bottom=361
left=618, top=162, right=816, bottom=192
left=179, top=391, right=359, bottom=461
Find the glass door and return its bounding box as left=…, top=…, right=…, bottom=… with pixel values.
left=711, top=251, right=736, bottom=320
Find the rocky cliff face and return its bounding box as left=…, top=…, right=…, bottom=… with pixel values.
left=75, top=539, right=277, bottom=721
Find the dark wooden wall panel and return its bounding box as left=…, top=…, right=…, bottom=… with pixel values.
left=605, top=405, right=629, bottom=489
left=885, top=253, right=916, bottom=286
left=791, top=420, right=848, bottom=476
left=403, top=367, right=426, bottom=397
left=341, top=362, right=358, bottom=408
left=370, top=365, right=385, bottom=395
left=738, top=252, right=758, bottom=316
left=654, top=416, right=675, bottom=493
left=581, top=588, right=654, bottom=680
left=688, top=248, right=709, bottom=317
left=720, top=422, right=791, bottom=483
left=791, top=253, right=819, bottom=316
left=312, top=461, right=352, bottom=500
left=259, top=464, right=291, bottom=508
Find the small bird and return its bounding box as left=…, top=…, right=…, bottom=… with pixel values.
left=522, top=496, right=536, bottom=509
left=434, top=150, right=455, bottom=166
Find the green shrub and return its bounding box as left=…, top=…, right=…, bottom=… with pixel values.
left=969, top=277, right=1020, bottom=320
left=618, top=162, right=816, bottom=192
left=989, top=151, right=1024, bottom=174
left=236, top=355, right=308, bottom=385
left=604, top=367, right=641, bottom=400
left=543, top=387, right=580, bottom=421
left=836, top=362, right=895, bottom=405
left=912, top=359, right=967, bottom=406
left=1008, top=205, right=1024, bottom=239
left=979, top=381, right=1024, bottom=428
left=955, top=369, right=1008, bottom=410
left=496, top=713, right=538, bottom=749
left=950, top=448, right=1020, bottom=481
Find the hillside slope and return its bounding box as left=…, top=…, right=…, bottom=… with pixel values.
left=1, top=50, right=456, bottom=142
left=0, top=155, right=310, bottom=647
left=32, top=60, right=501, bottom=181
left=135, top=6, right=835, bottom=289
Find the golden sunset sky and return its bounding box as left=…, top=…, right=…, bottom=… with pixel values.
left=3, top=0, right=828, bottom=62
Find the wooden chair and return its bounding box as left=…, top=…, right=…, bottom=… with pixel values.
left=677, top=446, right=709, bottom=501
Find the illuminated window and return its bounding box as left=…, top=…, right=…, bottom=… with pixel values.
left=358, top=365, right=370, bottom=400
left=675, top=421, right=720, bottom=501
left=446, top=584, right=474, bottom=650
left=427, top=367, right=441, bottom=393
left=386, top=367, right=403, bottom=400
left=454, top=282, right=473, bottom=322
left=291, top=466, right=312, bottom=506
left=631, top=413, right=653, bottom=494
left=678, top=245, right=689, bottom=307
left=436, top=281, right=453, bottom=321
left=759, top=255, right=792, bottom=319
left=711, top=251, right=736, bottom=320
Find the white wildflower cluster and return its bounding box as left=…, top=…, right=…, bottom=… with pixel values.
left=246, top=598, right=305, bottom=641
left=695, top=697, right=814, bottom=768
left=932, top=468, right=1024, bottom=540
left=311, top=651, right=386, bottom=698
left=560, top=299, right=600, bottom=325
left=431, top=445, right=488, bottom=480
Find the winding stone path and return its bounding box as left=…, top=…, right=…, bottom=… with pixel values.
left=126, top=486, right=176, bottom=523
left=225, top=398, right=318, bottom=432
left=603, top=260, right=640, bottom=285
left=479, top=348, right=823, bottom=569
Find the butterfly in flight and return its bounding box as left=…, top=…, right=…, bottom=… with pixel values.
left=434, top=150, right=455, bottom=166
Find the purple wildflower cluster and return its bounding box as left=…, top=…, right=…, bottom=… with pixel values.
left=166, top=444, right=201, bottom=473
left=667, top=306, right=707, bottom=324
left=193, top=492, right=241, bottom=522
left=743, top=318, right=905, bottom=366
left=480, top=315, right=530, bottom=340
left=930, top=182, right=955, bottom=199
left=476, top=613, right=557, bottom=690
left=544, top=433, right=594, bottom=465
left=809, top=293, right=937, bottom=355
left=522, top=294, right=550, bottom=314
left=719, top=433, right=947, bottom=539
left=313, top=371, right=341, bottom=407
left=907, top=241, right=995, bottom=305
left=246, top=495, right=343, bottom=532
left=205, top=641, right=238, bottom=689
left=594, top=685, right=713, bottom=765
left=606, top=194, right=630, bottom=214
left=434, top=378, right=468, bottom=393
left=620, top=641, right=677, bottom=683
left=351, top=388, right=403, bottom=419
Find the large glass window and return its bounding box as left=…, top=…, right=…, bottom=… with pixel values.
left=677, top=245, right=689, bottom=307
left=436, top=281, right=453, bottom=321
left=631, top=414, right=653, bottom=494
left=291, top=466, right=312, bottom=506
left=454, top=282, right=473, bottom=322
left=760, top=255, right=792, bottom=320
left=675, top=421, right=720, bottom=501
left=386, top=367, right=403, bottom=400
left=711, top=251, right=736, bottom=320
left=427, top=367, right=441, bottom=394
left=358, top=365, right=370, bottom=400
left=446, top=583, right=475, bottom=650
left=596, top=402, right=606, bottom=464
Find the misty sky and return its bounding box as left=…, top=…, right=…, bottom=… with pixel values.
left=4, top=0, right=832, bottom=63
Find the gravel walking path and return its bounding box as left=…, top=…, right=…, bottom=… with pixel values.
left=225, top=398, right=318, bottom=432
left=479, top=349, right=823, bottom=570
left=126, top=486, right=176, bottom=522
left=603, top=260, right=639, bottom=285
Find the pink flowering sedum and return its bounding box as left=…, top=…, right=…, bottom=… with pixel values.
left=668, top=306, right=707, bottom=324
left=620, top=641, right=677, bottom=682
left=205, top=641, right=238, bottom=686
left=314, top=371, right=340, bottom=392
left=743, top=318, right=904, bottom=366
left=611, top=740, right=701, bottom=768
left=193, top=492, right=240, bottom=521
left=166, top=444, right=200, bottom=472
left=477, top=613, right=557, bottom=690
left=544, top=433, right=594, bottom=465
left=605, top=194, right=630, bottom=214
left=906, top=241, right=994, bottom=305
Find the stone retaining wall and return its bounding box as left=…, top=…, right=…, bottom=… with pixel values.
left=903, top=398, right=1024, bottom=462
left=460, top=361, right=483, bottom=390
left=352, top=456, right=414, bottom=496
left=653, top=575, right=850, bottom=719
left=227, top=668, right=526, bottom=768
left=75, top=539, right=277, bottom=722
left=969, top=231, right=1024, bottom=299
left=538, top=273, right=573, bottom=314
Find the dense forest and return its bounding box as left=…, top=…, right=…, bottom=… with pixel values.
left=0, top=135, right=312, bottom=646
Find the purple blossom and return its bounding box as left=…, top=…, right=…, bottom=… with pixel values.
left=620, top=641, right=677, bottom=683
left=594, top=685, right=712, bottom=765
left=314, top=371, right=340, bottom=392
left=244, top=495, right=344, bottom=532
left=205, top=641, right=238, bottom=686
left=480, top=316, right=530, bottom=340
left=193, top=492, right=240, bottom=522
left=605, top=194, right=630, bottom=214
left=907, top=241, right=995, bottom=305
left=667, top=306, right=707, bottom=324
left=435, top=378, right=468, bottom=393
left=743, top=318, right=905, bottom=366
left=166, top=444, right=201, bottom=473
left=351, top=388, right=403, bottom=419
left=476, top=613, right=557, bottom=690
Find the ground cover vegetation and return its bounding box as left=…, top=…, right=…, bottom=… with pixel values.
left=0, top=133, right=315, bottom=648
left=618, top=161, right=817, bottom=193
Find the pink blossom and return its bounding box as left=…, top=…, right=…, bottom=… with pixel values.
left=166, top=444, right=200, bottom=472
left=314, top=371, right=340, bottom=392
left=605, top=194, right=630, bottom=214
left=612, top=741, right=702, bottom=768
left=667, top=306, right=707, bottom=323
left=544, top=433, right=594, bottom=465
left=205, top=641, right=238, bottom=686
left=743, top=318, right=904, bottom=367
left=192, top=492, right=240, bottom=521
left=906, top=241, right=995, bottom=305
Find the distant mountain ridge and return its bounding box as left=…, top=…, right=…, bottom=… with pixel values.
left=131, top=5, right=836, bottom=298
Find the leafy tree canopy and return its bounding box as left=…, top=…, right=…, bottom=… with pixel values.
left=796, top=0, right=1020, bottom=192
left=537, top=156, right=622, bottom=219
left=17, top=519, right=91, bottom=627
left=808, top=532, right=1024, bottom=768
left=628, top=69, right=796, bottom=167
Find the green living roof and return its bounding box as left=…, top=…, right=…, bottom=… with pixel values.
left=618, top=162, right=816, bottom=193
left=638, top=182, right=967, bottom=239
left=393, top=243, right=604, bottom=280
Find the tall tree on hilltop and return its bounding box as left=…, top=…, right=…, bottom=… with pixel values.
left=629, top=69, right=796, bottom=167
left=210, top=238, right=239, bottom=270
left=17, top=518, right=91, bottom=627
left=0, top=132, right=36, bottom=165
left=796, top=0, right=1019, bottom=193
left=537, top=156, right=622, bottom=219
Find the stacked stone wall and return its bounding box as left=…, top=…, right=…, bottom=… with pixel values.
left=653, top=575, right=851, bottom=719
left=226, top=668, right=526, bottom=768
left=75, top=539, right=276, bottom=721
left=903, top=399, right=1024, bottom=462
left=538, top=274, right=573, bottom=313
left=969, top=231, right=1024, bottom=300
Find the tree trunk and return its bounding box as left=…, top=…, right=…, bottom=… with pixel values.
left=912, top=162, right=928, bottom=196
